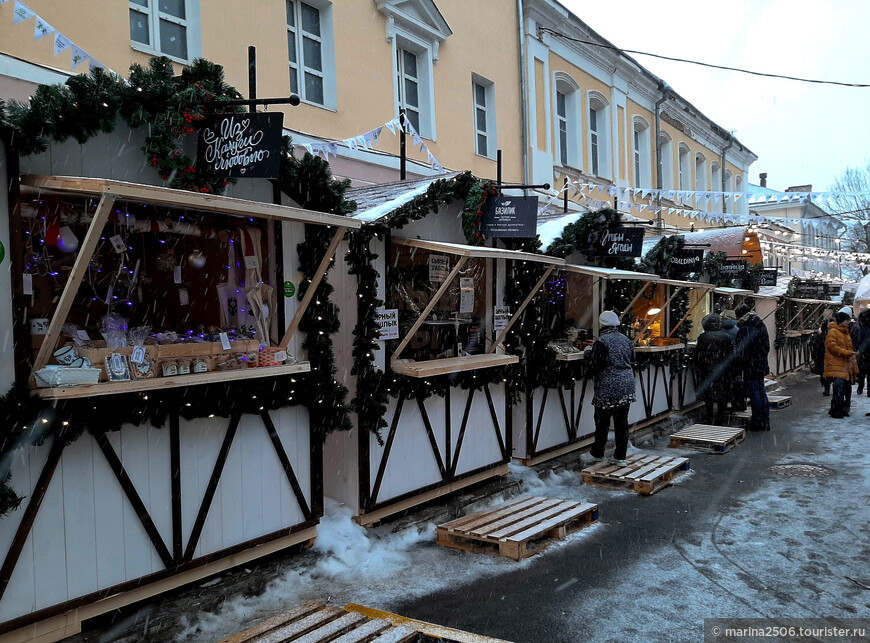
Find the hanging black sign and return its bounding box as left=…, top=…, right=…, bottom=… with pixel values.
left=824, top=284, right=841, bottom=298
left=720, top=259, right=748, bottom=276
left=759, top=269, right=778, bottom=287
left=670, top=248, right=705, bottom=274
left=480, top=195, right=538, bottom=237
left=794, top=281, right=825, bottom=299
left=596, top=227, right=645, bottom=257
left=197, top=112, right=283, bottom=178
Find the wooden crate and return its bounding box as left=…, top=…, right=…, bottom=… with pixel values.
left=669, top=424, right=745, bottom=453
left=581, top=453, right=690, bottom=495
left=217, top=600, right=417, bottom=643
left=768, top=395, right=792, bottom=409
left=436, top=495, right=599, bottom=561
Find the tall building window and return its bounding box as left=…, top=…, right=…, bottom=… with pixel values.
left=472, top=76, right=496, bottom=159
left=632, top=117, right=651, bottom=188
left=287, top=0, right=328, bottom=106
left=678, top=144, right=691, bottom=191
left=659, top=132, right=674, bottom=190
left=397, top=47, right=421, bottom=134
left=557, top=91, right=568, bottom=166
left=129, top=0, right=194, bottom=61
left=588, top=92, right=610, bottom=178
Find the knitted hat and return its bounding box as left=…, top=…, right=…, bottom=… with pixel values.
left=838, top=306, right=853, bottom=318
left=599, top=310, right=620, bottom=327
left=835, top=311, right=851, bottom=324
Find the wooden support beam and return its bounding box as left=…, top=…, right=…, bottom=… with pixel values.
left=667, top=290, right=710, bottom=338
left=280, top=226, right=346, bottom=350
left=487, top=266, right=554, bottom=354
left=634, top=286, right=684, bottom=344
left=33, top=195, right=115, bottom=371
left=785, top=302, right=808, bottom=330
left=618, top=280, right=653, bottom=322
left=391, top=256, right=468, bottom=362
left=93, top=431, right=174, bottom=569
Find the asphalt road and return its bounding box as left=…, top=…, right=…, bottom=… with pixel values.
left=395, top=376, right=870, bottom=643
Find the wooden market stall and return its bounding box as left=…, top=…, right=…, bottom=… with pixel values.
left=778, top=297, right=838, bottom=375
left=509, top=263, right=662, bottom=465
left=0, top=174, right=361, bottom=640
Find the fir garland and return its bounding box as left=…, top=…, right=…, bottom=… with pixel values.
left=460, top=180, right=497, bottom=245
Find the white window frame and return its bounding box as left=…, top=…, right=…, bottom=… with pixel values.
left=678, top=143, right=691, bottom=192
left=391, top=31, right=436, bottom=140
left=472, top=74, right=496, bottom=160
left=587, top=91, right=610, bottom=179
left=659, top=132, right=674, bottom=191
left=694, top=153, right=707, bottom=191
left=723, top=169, right=733, bottom=213
left=128, top=0, right=202, bottom=64
left=553, top=73, right=580, bottom=169
left=735, top=175, right=745, bottom=214
left=632, top=116, right=651, bottom=189
left=286, top=0, right=336, bottom=111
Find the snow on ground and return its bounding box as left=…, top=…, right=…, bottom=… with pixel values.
left=177, top=465, right=613, bottom=641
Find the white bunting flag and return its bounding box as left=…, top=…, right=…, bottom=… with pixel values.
left=12, top=1, right=35, bottom=24
left=302, top=143, right=313, bottom=155
left=69, top=44, right=88, bottom=69
left=384, top=119, right=396, bottom=135
left=34, top=16, right=53, bottom=39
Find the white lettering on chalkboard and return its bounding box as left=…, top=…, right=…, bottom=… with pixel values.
left=601, top=230, right=634, bottom=256
left=202, top=116, right=269, bottom=173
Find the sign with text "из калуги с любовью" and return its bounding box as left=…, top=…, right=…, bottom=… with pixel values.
left=197, top=113, right=283, bottom=178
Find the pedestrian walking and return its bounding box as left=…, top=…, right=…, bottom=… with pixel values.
left=850, top=309, right=870, bottom=396
left=734, top=303, right=771, bottom=431
left=810, top=310, right=833, bottom=396
left=585, top=311, right=636, bottom=465
left=695, top=313, right=735, bottom=425
left=720, top=309, right=745, bottom=410
left=825, top=311, right=859, bottom=418
left=720, top=309, right=740, bottom=341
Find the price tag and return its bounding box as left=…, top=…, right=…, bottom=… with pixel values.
left=178, top=288, right=189, bottom=306
left=219, top=332, right=231, bottom=351
left=109, top=235, right=127, bottom=254
left=111, top=353, right=124, bottom=372
left=22, top=274, right=33, bottom=295
left=459, top=278, right=474, bottom=314
left=173, top=266, right=182, bottom=284
left=273, top=350, right=288, bottom=363
left=131, top=346, right=146, bottom=364
left=244, top=255, right=260, bottom=270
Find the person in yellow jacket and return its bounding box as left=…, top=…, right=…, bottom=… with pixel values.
left=824, top=311, right=859, bottom=418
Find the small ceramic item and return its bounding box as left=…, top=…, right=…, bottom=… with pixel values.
left=177, top=359, right=191, bottom=375
left=161, top=360, right=178, bottom=377
left=193, top=356, right=209, bottom=373
left=131, top=356, right=155, bottom=380
left=54, top=345, right=78, bottom=365
left=30, top=318, right=50, bottom=335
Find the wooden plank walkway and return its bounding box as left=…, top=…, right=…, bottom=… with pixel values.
left=436, top=495, right=599, bottom=561
left=581, top=453, right=690, bottom=495
left=669, top=424, right=745, bottom=453
left=217, top=600, right=417, bottom=643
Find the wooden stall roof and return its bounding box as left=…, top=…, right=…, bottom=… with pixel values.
left=391, top=237, right=565, bottom=265
left=714, top=286, right=754, bottom=296
left=788, top=298, right=839, bottom=306
left=657, top=278, right=716, bottom=289
left=563, top=264, right=659, bottom=281
left=19, top=175, right=363, bottom=229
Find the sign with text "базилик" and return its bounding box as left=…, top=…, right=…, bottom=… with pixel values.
left=197, top=113, right=283, bottom=178
left=480, top=196, right=537, bottom=237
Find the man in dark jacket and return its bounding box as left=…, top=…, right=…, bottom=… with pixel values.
left=720, top=309, right=744, bottom=410
left=734, top=303, right=770, bottom=431
left=695, top=313, right=735, bottom=425
left=850, top=309, right=870, bottom=395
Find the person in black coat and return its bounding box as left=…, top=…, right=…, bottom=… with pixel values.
left=735, top=302, right=771, bottom=431
left=851, top=309, right=870, bottom=396
left=695, top=313, right=735, bottom=425
left=810, top=311, right=832, bottom=396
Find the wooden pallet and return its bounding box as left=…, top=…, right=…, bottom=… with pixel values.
left=436, top=495, right=599, bottom=561
left=768, top=395, right=792, bottom=409
left=581, top=453, right=690, bottom=495
left=669, top=424, right=745, bottom=453
left=218, top=600, right=417, bottom=643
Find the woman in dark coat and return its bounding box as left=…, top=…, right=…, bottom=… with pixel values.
left=811, top=312, right=832, bottom=396
left=851, top=309, right=870, bottom=395
left=695, top=313, right=735, bottom=425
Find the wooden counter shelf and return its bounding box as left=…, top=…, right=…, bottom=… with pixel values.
left=391, top=354, right=518, bottom=378
left=634, top=343, right=686, bottom=353
left=35, top=362, right=311, bottom=399
left=554, top=351, right=585, bottom=361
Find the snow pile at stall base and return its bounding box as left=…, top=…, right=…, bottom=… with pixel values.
left=177, top=472, right=605, bottom=641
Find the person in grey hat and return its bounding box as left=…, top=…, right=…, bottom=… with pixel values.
left=585, top=310, right=636, bottom=465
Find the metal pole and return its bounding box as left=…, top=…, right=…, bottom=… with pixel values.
left=248, top=46, right=256, bottom=114
left=399, top=109, right=407, bottom=181
left=563, top=177, right=568, bottom=214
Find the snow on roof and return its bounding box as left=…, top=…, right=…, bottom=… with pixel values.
left=754, top=275, right=792, bottom=298
left=537, top=209, right=653, bottom=252
left=347, top=172, right=463, bottom=222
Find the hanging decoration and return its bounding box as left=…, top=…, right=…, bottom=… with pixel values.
left=461, top=180, right=498, bottom=246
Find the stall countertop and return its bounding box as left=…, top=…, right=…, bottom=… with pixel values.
left=391, top=237, right=565, bottom=266
left=787, top=298, right=839, bottom=306
left=656, top=279, right=716, bottom=289
left=391, top=353, right=518, bottom=377
left=35, top=362, right=311, bottom=399
left=634, top=343, right=686, bottom=353
left=714, top=286, right=753, bottom=295
left=20, top=175, right=363, bottom=229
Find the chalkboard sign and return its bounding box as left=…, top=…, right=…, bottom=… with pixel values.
left=197, top=113, right=283, bottom=178
left=596, top=227, right=645, bottom=257
left=759, top=269, right=778, bottom=287
left=794, top=281, right=826, bottom=299
left=670, top=248, right=704, bottom=274
left=823, top=283, right=841, bottom=298
left=480, top=196, right=537, bottom=237
left=720, top=259, right=748, bottom=275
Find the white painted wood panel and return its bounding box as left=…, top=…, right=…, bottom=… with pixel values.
left=532, top=387, right=572, bottom=452
left=274, top=406, right=309, bottom=529
left=453, top=384, right=506, bottom=477
left=240, top=418, right=265, bottom=543
left=60, top=435, right=98, bottom=600
left=92, top=433, right=127, bottom=591
left=0, top=445, right=37, bottom=622
left=118, top=427, right=159, bottom=581
left=31, top=442, right=67, bottom=611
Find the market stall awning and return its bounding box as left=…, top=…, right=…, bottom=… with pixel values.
left=391, top=237, right=565, bottom=265
left=20, top=175, right=363, bottom=229
left=788, top=298, right=839, bottom=306
left=714, top=287, right=753, bottom=296
left=562, top=264, right=659, bottom=281
left=348, top=172, right=463, bottom=222
left=657, top=278, right=716, bottom=289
